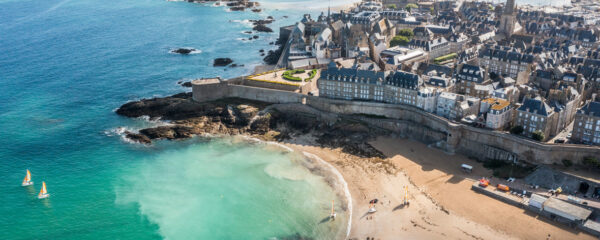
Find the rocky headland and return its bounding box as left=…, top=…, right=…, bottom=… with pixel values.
left=115, top=93, right=385, bottom=158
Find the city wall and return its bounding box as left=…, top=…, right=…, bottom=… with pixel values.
left=192, top=80, right=600, bottom=165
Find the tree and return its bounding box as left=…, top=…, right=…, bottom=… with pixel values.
left=531, top=130, right=545, bottom=141
left=387, top=4, right=396, bottom=9
left=397, top=28, right=414, bottom=38
left=562, top=159, right=573, bottom=167
left=510, top=125, right=523, bottom=135
left=390, top=35, right=410, bottom=47
left=405, top=3, right=418, bottom=12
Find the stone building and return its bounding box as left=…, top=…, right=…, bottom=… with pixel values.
left=384, top=70, right=422, bottom=106
left=480, top=98, right=512, bottom=130
left=407, top=37, right=451, bottom=60
left=318, top=61, right=387, bottom=101
left=514, top=97, right=558, bottom=141
left=572, top=101, right=600, bottom=145
left=498, top=0, right=518, bottom=37
left=478, top=46, right=534, bottom=79
left=455, top=64, right=491, bottom=98
left=436, top=92, right=479, bottom=121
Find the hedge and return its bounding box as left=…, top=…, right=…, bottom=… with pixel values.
left=305, top=69, right=318, bottom=82
left=282, top=69, right=305, bottom=82
left=433, top=53, right=458, bottom=63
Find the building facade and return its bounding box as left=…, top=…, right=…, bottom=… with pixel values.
left=514, top=97, right=557, bottom=141
left=572, top=101, right=600, bottom=145
left=480, top=98, right=512, bottom=130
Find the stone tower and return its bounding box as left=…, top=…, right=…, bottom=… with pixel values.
left=499, top=0, right=517, bottom=37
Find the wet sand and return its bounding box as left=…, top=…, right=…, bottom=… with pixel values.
left=282, top=135, right=520, bottom=240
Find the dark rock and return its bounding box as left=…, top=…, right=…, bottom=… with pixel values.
left=253, top=35, right=259, bottom=39
left=260, top=53, right=265, bottom=56
left=244, top=31, right=253, bottom=34
left=267, top=16, right=273, bottom=19
left=139, top=125, right=195, bottom=140
left=125, top=131, right=151, bottom=144
left=251, top=8, right=261, bottom=12
left=252, top=24, right=273, bottom=33
left=213, top=58, right=233, bottom=66
left=230, top=63, right=238, bottom=67
left=269, top=42, right=274, bottom=45
left=249, top=19, right=274, bottom=25
left=180, top=81, right=192, bottom=88
left=171, top=48, right=195, bottom=54
left=230, top=6, right=245, bottom=11
left=263, top=45, right=284, bottom=65
left=259, top=49, right=264, bottom=53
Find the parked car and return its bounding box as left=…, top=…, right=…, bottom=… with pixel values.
left=554, top=138, right=566, bottom=143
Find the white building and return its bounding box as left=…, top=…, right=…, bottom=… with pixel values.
left=480, top=98, right=512, bottom=130
left=436, top=92, right=458, bottom=119
left=417, top=87, right=437, bottom=113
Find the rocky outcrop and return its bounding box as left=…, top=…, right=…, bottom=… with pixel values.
left=213, top=58, right=233, bottom=66
left=263, top=44, right=283, bottom=65
left=252, top=24, right=273, bottom=33
left=115, top=94, right=386, bottom=158
left=171, top=48, right=196, bottom=54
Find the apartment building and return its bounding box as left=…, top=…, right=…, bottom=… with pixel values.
left=572, top=101, right=600, bottom=145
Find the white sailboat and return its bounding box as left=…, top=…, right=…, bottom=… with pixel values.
left=38, top=181, right=49, bottom=199
left=22, top=169, right=33, bottom=186
left=330, top=200, right=336, bottom=220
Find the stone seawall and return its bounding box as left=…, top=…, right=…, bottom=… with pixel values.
left=191, top=79, right=600, bottom=165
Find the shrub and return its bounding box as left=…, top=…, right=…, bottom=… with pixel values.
left=583, top=157, right=600, bottom=169
left=390, top=35, right=410, bottom=47
left=531, top=130, right=545, bottom=141
left=510, top=125, right=523, bottom=135
left=305, top=69, right=318, bottom=82
left=397, top=28, right=414, bottom=38
left=405, top=3, right=418, bottom=12
left=562, top=159, right=573, bottom=167
left=433, top=53, right=457, bottom=63
left=387, top=4, right=396, bottom=9
left=282, top=69, right=305, bottom=82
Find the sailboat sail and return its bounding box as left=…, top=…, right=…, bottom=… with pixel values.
left=38, top=181, right=49, bottom=199
left=22, top=169, right=33, bottom=186
left=40, top=182, right=47, bottom=194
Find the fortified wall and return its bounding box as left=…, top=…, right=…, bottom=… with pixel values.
left=192, top=79, right=600, bottom=165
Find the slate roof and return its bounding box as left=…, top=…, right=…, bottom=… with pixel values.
left=578, top=101, right=600, bottom=118
left=322, top=61, right=387, bottom=85
left=457, top=64, right=485, bottom=83
left=518, top=97, right=553, bottom=116
left=479, top=47, right=534, bottom=64
left=424, top=64, right=453, bottom=77
left=386, top=71, right=421, bottom=90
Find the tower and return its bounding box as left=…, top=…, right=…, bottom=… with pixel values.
left=499, top=0, right=517, bottom=37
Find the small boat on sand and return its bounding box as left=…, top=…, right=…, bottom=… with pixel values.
left=330, top=200, right=336, bottom=220
left=22, top=169, right=33, bottom=186
left=368, top=202, right=376, bottom=213
left=38, top=181, right=49, bottom=199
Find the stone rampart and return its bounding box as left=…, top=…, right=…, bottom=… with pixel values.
left=191, top=79, right=600, bottom=165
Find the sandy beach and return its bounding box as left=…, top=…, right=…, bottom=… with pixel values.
left=283, top=135, right=596, bottom=240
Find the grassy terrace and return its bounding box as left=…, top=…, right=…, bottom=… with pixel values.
left=247, top=68, right=319, bottom=86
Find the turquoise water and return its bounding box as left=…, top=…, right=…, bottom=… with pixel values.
left=0, top=0, right=348, bottom=239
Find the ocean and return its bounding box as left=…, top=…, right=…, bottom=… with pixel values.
left=0, top=0, right=569, bottom=239
left=0, top=0, right=350, bottom=239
